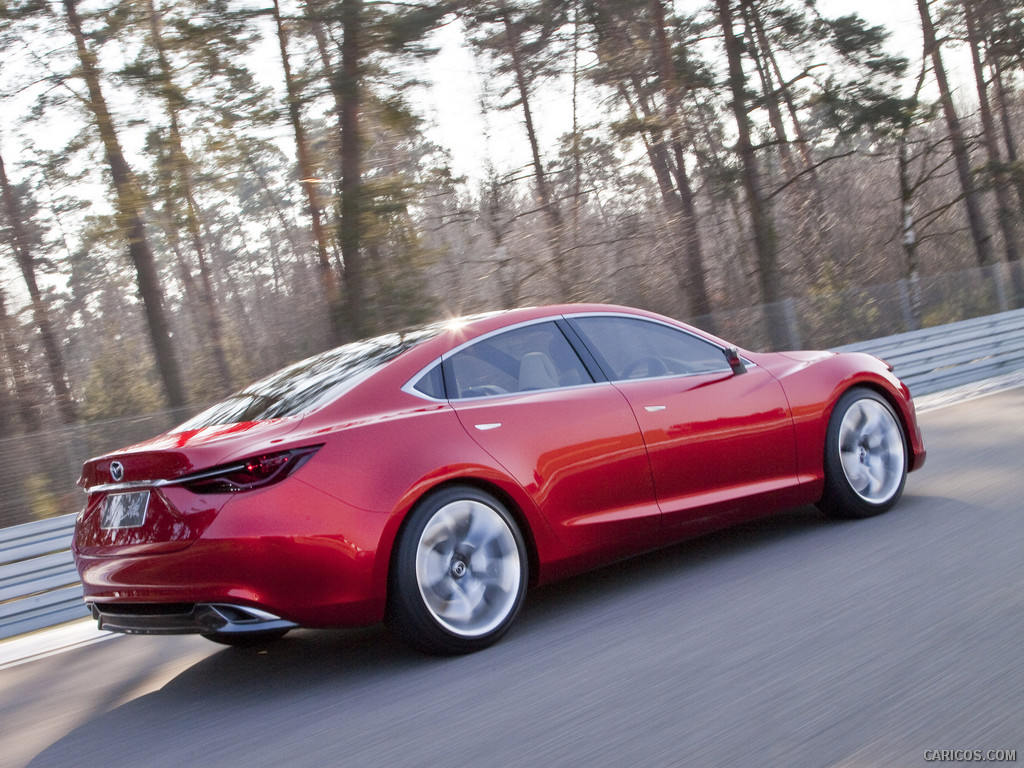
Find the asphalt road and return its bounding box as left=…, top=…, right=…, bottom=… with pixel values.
left=2, top=388, right=1022, bottom=768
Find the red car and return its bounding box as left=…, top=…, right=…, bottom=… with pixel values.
left=74, top=305, right=926, bottom=654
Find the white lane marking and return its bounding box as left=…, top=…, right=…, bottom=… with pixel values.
left=0, top=619, right=117, bottom=670
left=914, top=371, right=1024, bottom=412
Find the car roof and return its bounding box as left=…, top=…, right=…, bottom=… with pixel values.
left=334, top=303, right=722, bottom=406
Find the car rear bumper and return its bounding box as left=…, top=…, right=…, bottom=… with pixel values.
left=74, top=476, right=394, bottom=628
left=74, top=529, right=387, bottom=629
left=88, top=601, right=299, bottom=636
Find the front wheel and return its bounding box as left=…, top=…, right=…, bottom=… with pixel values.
left=388, top=486, right=528, bottom=655
left=818, top=388, right=908, bottom=519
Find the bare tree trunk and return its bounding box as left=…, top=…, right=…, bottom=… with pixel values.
left=898, top=135, right=922, bottom=327
left=742, top=1, right=799, bottom=183
left=990, top=55, right=1024, bottom=214
left=0, top=151, right=76, bottom=423
left=304, top=0, right=355, bottom=329
left=163, top=222, right=204, bottom=331
left=754, top=4, right=847, bottom=276
left=569, top=0, right=583, bottom=276
left=617, top=85, right=699, bottom=302
left=273, top=0, right=341, bottom=343
left=144, top=0, right=232, bottom=392
left=716, top=0, right=786, bottom=348
left=897, top=58, right=930, bottom=322
left=63, top=0, right=186, bottom=408
left=241, top=152, right=302, bottom=257
left=338, top=0, right=366, bottom=339
left=742, top=0, right=829, bottom=282
left=588, top=2, right=715, bottom=318
left=917, top=0, right=994, bottom=266
left=649, top=0, right=712, bottom=321
left=502, top=12, right=571, bottom=301
left=964, top=0, right=1018, bottom=264
left=0, top=285, right=42, bottom=433
left=989, top=55, right=1024, bottom=304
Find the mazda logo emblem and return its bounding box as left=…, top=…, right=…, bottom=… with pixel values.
left=110, top=461, right=125, bottom=482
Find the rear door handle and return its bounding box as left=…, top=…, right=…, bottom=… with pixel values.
left=644, top=405, right=667, bottom=412
left=475, top=423, right=502, bottom=431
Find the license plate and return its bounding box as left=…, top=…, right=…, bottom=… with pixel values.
left=100, top=491, right=150, bottom=530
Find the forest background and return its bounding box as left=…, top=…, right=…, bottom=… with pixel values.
left=1, top=0, right=1023, bottom=524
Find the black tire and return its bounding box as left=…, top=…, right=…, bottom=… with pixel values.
left=817, top=387, right=908, bottom=519
left=201, top=629, right=290, bottom=647
left=388, top=486, right=528, bottom=655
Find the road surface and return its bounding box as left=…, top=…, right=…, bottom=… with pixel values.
left=2, top=388, right=1021, bottom=768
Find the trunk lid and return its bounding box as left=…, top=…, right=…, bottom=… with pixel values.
left=74, top=417, right=304, bottom=557
left=78, top=417, right=304, bottom=489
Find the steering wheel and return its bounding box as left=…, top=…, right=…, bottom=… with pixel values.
left=460, top=384, right=510, bottom=398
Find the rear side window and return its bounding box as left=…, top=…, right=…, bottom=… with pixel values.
left=446, top=322, right=593, bottom=399
left=569, top=316, right=728, bottom=381
left=412, top=364, right=445, bottom=400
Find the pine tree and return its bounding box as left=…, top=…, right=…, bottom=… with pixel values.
left=0, top=149, right=77, bottom=423
left=60, top=0, right=186, bottom=407
left=917, top=0, right=993, bottom=266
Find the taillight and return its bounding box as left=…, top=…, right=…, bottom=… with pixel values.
left=179, top=446, right=322, bottom=494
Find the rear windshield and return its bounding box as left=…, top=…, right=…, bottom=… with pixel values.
left=174, top=327, right=442, bottom=430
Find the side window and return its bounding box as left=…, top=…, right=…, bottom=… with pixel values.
left=412, top=363, right=445, bottom=399
left=569, top=316, right=729, bottom=381
left=447, top=322, right=593, bottom=399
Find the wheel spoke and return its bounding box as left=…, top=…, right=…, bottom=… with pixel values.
left=840, top=448, right=867, bottom=490
left=420, top=509, right=457, bottom=555
left=462, top=508, right=492, bottom=552
left=479, top=550, right=519, bottom=593
left=859, top=406, right=882, bottom=438
left=862, top=458, right=884, bottom=496
left=441, top=582, right=480, bottom=624
left=419, top=547, right=453, bottom=591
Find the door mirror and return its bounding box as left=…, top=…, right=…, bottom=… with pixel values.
left=724, top=346, right=747, bottom=375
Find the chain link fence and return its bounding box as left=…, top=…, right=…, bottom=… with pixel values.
left=1, top=262, right=1022, bottom=529
left=0, top=408, right=197, bottom=528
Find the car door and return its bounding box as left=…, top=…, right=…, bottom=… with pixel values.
left=440, top=320, right=660, bottom=550
left=567, top=315, right=800, bottom=529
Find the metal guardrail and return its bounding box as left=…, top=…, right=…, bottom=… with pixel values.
left=833, top=307, right=1024, bottom=396
left=0, top=513, right=86, bottom=640
left=2, top=307, right=1023, bottom=641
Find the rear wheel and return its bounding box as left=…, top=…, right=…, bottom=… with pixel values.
left=818, top=388, right=908, bottom=519
left=388, top=486, right=528, bottom=655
